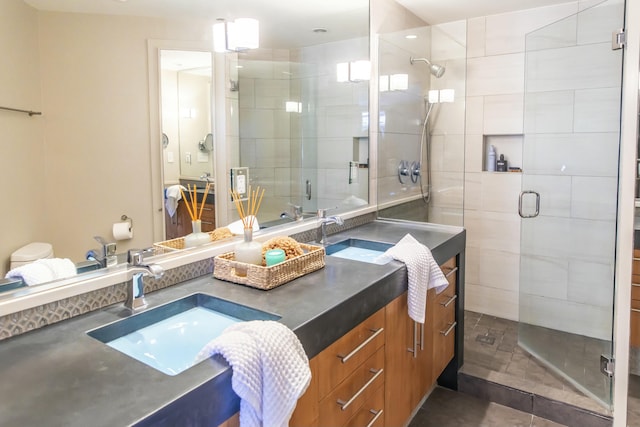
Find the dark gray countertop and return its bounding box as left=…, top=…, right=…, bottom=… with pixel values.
left=0, top=220, right=465, bottom=427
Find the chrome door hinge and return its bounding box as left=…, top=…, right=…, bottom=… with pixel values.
left=600, top=355, right=615, bottom=378
left=612, top=28, right=625, bottom=50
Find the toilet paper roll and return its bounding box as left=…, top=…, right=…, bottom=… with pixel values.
left=112, top=221, right=133, bottom=240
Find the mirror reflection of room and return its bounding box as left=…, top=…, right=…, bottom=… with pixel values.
left=160, top=50, right=215, bottom=240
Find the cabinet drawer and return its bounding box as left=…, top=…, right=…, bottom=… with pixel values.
left=289, top=356, right=319, bottom=427
left=632, top=310, right=640, bottom=348
left=438, top=257, right=457, bottom=295
left=200, top=204, right=215, bottom=220
left=432, top=291, right=456, bottom=379
left=633, top=250, right=640, bottom=276
left=342, top=383, right=384, bottom=427
left=319, top=347, right=385, bottom=427
left=318, top=308, right=385, bottom=398
left=633, top=283, right=640, bottom=302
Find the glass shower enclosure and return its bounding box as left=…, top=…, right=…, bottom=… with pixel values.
left=518, top=0, right=625, bottom=408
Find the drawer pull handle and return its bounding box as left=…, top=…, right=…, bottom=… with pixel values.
left=336, top=368, right=384, bottom=411
left=440, top=294, right=458, bottom=308
left=633, top=283, right=640, bottom=287
left=366, top=409, right=384, bottom=427
left=440, top=321, right=457, bottom=336
left=407, top=322, right=418, bottom=357
left=338, top=327, right=384, bottom=363
left=632, top=308, right=640, bottom=313
left=444, top=266, right=458, bottom=278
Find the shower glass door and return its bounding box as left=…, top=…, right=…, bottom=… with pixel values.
left=518, top=0, right=625, bottom=408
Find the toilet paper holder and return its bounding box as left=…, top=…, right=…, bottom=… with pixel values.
left=120, top=215, right=133, bottom=230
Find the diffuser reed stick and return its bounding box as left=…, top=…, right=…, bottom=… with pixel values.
left=230, top=186, right=265, bottom=229
left=179, top=183, right=212, bottom=221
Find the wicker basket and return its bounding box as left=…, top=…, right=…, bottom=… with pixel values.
left=213, top=243, right=325, bottom=290
left=154, top=232, right=234, bottom=254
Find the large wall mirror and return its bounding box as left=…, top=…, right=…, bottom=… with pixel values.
left=0, top=0, right=369, bottom=299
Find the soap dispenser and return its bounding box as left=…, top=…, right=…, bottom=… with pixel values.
left=496, top=154, right=508, bottom=172
left=487, top=145, right=496, bottom=172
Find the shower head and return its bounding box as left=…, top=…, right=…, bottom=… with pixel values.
left=410, top=57, right=445, bottom=78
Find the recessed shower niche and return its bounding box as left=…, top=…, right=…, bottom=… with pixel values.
left=482, top=134, right=523, bottom=172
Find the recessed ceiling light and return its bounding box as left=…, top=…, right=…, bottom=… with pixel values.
left=405, top=35, right=417, bottom=39
left=313, top=28, right=328, bottom=33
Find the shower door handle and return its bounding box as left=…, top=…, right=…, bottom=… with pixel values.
left=518, top=190, right=540, bottom=218
left=306, top=180, right=312, bottom=200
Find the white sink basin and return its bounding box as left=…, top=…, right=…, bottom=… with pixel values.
left=87, top=293, right=280, bottom=375
left=325, top=238, right=394, bottom=265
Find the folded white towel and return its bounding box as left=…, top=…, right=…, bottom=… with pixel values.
left=381, top=233, right=449, bottom=323
left=227, top=216, right=260, bottom=235
left=5, top=258, right=77, bottom=286
left=164, top=185, right=186, bottom=218
left=198, top=320, right=311, bottom=427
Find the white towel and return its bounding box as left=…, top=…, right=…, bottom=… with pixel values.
left=381, top=233, right=449, bottom=323
left=5, top=258, right=77, bottom=286
left=198, top=320, right=311, bottom=427
left=164, top=185, right=186, bottom=218
left=227, top=216, right=260, bottom=234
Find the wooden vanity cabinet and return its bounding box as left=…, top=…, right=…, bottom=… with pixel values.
left=291, top=307, right=386, bottom=427
left=430, top=258, right=458, bottom=380
left=384, top=256, right=458, bottom=427
left=164, top=197, right=215, bottom=240
left=220, top=256, right=460, bottom=427
left=631, top=250, right=640, bottom=347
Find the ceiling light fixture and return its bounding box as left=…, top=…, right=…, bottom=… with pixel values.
left=213, top=18, right=259, bottom=53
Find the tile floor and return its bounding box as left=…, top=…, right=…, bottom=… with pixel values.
left=461, top=311, right=640, bottom=426
left=410, top=386, right=565, bottom=427
left=400, top=309, right=640, bottom=426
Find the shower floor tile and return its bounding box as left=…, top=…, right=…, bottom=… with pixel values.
left=462, top=310, right=613, bottom=419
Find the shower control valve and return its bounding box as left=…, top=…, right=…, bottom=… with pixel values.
left=398, top=160, right=409, bottom=184
left=410, top=161, right=421, bottom=183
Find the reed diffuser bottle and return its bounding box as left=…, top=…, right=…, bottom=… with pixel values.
left=230, top=187, right=265, bottom=277
left=184, top=219, right=210, bottom=248
left=180, top=183, right=213, bottom=248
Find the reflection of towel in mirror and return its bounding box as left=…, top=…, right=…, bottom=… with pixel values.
left=381, top=233, right=449, bottom=323
left=227, top=216, right=260, bottom=234
left=5, top=258, right=77, bottom=286
left=164, top=185, right=186, bottom=217
left=197, top=320, right=311, bottom=427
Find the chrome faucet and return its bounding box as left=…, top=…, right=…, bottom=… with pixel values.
left=199, top=172, right=214, bottom=182
left=316, top=208, right=344, bottom=245
left=125, top=248, right=164, bottom=311
left=280, top=204, right=305, bottom=222
left=86, top=236, right=117, bottom=268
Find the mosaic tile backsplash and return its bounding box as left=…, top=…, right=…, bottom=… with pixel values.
left=0, top=213, right=375, bottom=341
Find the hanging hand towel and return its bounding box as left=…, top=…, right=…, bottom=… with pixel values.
left=381, top=233, right=449, bottom=323
left=198, top=320, right=311, bottom=427
left=164, top=185, right=186, bottom=218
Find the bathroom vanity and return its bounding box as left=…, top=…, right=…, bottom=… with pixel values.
left=0, top=220, right=465, bottom=427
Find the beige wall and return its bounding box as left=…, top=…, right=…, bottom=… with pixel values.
left=0, top=0, right=45, bottom=275
left=1, top=4, right=215, bottom=273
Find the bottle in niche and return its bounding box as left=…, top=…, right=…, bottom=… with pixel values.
left=487, top=145, right=496, bottom=172
left=496, top=154, right=508, bottom=172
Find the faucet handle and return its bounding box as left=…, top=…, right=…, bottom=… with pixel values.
left=317, top=206, right=338, bottom=219
left=127, top=247, right=154, bottom=265
left=287, top=203, right=303, bottom=215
